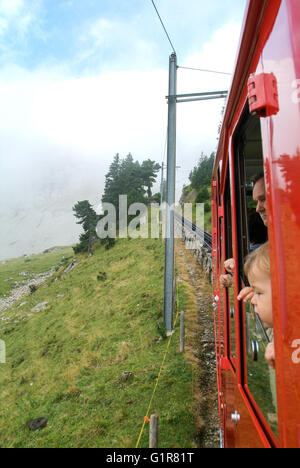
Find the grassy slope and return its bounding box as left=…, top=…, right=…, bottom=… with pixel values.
left=0, top=238, right=197, bottom=448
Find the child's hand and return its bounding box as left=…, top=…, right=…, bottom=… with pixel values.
left=237, top=286, right=254, bottom=303
left=220, top=274, right=233, bottom=288
left=265, top=342, right=275, bottom=369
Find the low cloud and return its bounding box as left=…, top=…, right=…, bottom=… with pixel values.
left=0, top=19, right=242, bottom=259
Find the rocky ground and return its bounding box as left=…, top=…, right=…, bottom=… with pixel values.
left=175, top=238, right=220, bottom=449
left=0, top=269, right=56, bottom=329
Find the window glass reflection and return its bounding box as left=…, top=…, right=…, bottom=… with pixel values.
left=228, top=287, right=236, bottom=361
left=245, top=302, right=278, bottom=437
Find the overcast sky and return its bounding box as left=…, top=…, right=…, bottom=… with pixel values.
left=0, top=0, right=247, bottom=260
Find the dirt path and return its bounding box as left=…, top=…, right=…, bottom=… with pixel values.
left=175, top=238, right=220, bottom=448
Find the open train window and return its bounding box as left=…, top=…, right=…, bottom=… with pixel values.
left=232, top=106, right=278, bottom=439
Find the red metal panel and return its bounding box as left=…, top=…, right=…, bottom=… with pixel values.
left=221, top=370, right=271, bottom=448
left=221, top=370, right=236, bottom=448
left=234, top=385, right=271, bottom=448
left=259, top=0, right=300, bottom=448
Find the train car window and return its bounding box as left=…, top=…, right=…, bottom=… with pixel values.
left=224, top=170, right=236, bottom=364
left=233, top=107, right=278, bottom=438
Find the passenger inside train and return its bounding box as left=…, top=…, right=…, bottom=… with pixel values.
left=252, top=174, right=267, bottom=227
left=220, top=173, right=268, bottom=294
left=248, top=210, right=267, bottom=251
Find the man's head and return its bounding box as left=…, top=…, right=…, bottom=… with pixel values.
left=252, top=174, right=267, bottom=226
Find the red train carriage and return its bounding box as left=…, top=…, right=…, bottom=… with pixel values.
left=212, top=0, right=300, bottom=448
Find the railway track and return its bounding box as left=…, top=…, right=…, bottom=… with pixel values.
left=174, top=211, right=212, bottom=251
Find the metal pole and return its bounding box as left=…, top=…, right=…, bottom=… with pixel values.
left=163, top=53, right=177, bottom=335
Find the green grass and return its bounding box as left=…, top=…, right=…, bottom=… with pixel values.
left=0, top=238, right=197, bottom=448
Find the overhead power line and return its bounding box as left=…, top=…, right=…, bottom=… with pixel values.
left=150, top=0, right=176, bottom=54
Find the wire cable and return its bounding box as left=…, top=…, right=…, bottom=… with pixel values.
left=135, top=311, right=180, bottom=448
left=178, top=65, right=232, bottom=76
left=150, top=0, right=176, bottom=54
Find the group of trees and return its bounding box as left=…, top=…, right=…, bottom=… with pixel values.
left=189, top=152, right=215, bottom=191
left=102, top=153, right=160, bottom=210
left=72, top=153, right=161, bottom=254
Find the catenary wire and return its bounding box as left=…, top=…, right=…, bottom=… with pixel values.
left=178, top=65, right=232, bottom=76
left=150, top=0, right=176, bottom=54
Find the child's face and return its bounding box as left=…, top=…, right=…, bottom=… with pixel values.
left=249, top=264, right=273, bottom=328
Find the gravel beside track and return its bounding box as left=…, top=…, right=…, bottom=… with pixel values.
left=175, top=238, right=219, bottom=448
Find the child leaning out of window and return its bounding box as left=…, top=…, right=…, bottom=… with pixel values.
left=244, top=242, right=275, bottom=369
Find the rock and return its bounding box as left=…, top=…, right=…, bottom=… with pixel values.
left=31, top=302, right=48, bottom=313
left=97, top=271, right=107, bottom=281
left=43, top=247, right=60, bottom=254
left=29, top=284, right=38, bottom=294
left=63, top=260, right=78, bottom=275
left=26, top=417, right=48, bottom=431
left=120, top=371, right=134, bottom=382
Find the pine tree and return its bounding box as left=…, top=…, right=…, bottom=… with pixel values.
left=72, top=200, right=98, bottom=254
left=119, top=154, right=146, bottom=206
left=102, top=153, right=122, bottom=209
left=141, top=159, right=161, bottom=200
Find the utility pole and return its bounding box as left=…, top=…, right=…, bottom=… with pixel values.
left=162, top=54, right=228, bottom=336
left=163, top=53, right=177, bottom=335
